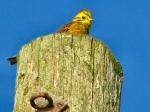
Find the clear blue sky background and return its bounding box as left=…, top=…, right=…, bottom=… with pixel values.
left=0, top=0, right=150, bottom=112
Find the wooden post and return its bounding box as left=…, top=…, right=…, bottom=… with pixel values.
left=14, top=33, right=123, bottom=112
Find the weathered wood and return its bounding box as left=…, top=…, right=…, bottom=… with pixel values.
left=14, top=33, right=123, bottom=112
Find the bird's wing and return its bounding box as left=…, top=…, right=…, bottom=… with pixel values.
left=57, top=22, right=74, bottom=33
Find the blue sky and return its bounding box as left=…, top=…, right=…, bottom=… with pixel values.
left=0, top=0, right=150, bottom=112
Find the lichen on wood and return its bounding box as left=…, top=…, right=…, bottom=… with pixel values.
left=14, top=33, right=123, bottom=112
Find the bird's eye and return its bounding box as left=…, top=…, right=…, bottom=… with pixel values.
left=82, top=16, right=86, bottom=19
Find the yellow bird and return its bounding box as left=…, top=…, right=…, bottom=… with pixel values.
left=8, top=9, right=93, bottom=65
left=58, top=9, right=93, bottom=35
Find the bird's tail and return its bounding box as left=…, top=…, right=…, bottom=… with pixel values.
left=7, top=56, right=17, bottom=65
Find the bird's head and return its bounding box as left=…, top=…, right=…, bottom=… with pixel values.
left=72, top=9, right=93, bottom=27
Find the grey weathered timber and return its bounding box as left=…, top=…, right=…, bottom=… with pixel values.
left=14, top=33, right=123, bottom=112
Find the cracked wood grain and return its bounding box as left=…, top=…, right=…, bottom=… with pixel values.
left=14, top=33, right=123, bottom=112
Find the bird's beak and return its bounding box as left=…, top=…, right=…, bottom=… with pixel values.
left=89, top=18, right=93, bottom=22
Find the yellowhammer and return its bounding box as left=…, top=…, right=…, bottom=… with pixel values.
left=8, top=9, right=93, bottom=65
left=58, top=9, right=93, bottom=35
